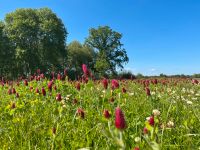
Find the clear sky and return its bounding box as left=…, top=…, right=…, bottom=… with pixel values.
left=0, top=0, right=200, bottom=75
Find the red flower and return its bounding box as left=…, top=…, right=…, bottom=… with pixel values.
left=77, top=108, right=85, bottom=119
left=102, top=78, right=108, bottom=89
left=54, top=85, right=57, bottom=91
left=57, top=73, right=61, bottom=80
left=56, top=93, right=62, bottom=101
left=37, top=69, right=41, bottom=74
left=35, top=88, right=40, bottom=94
left=103, top=110, right=111, bottom=119
left=122, top=87, right=126, bottom=93
left=153, top=79, right=158, bottom=84
left=192, top=79, right=199, bottom=84
left=12, top=88, right=16, bottom=94
left=111, top=79, right=119, bottom=89
left=64, top=69, right=67, bottom=76
left=24, top=79, right=28, bottom=86
left=76, top=82, right=81, bottom=91
left=42, top=87, right=46, bottom=96
left=134, top=147, right=140, bottom=150
left=143, top=127, right=148, bottom=134
left=48, top=81, right=53, bottom=91
left=115, top=107, right=126, bottom=130
left=146, top=87, right=151, bottom=96
left=16, top=93, right=19, bottom=98
left=30, top=86, right=33, bottom=91
left=148, top=116, right=154, bottom=126
left=10, top=102, right=16, bottom=109
left=40, top=73, right=45, bottom=79
left=8, top=89, right=12, bottom=95
left=82, top=64, right=90, bottom=77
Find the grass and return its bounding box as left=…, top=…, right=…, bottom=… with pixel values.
left=0, top=78, right=199, bottom=149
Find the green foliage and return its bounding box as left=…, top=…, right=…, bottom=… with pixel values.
left=118, top=71, right=135, bottom=79
left=3, top=8, right=67, bottom=76
left=67, top=41, right=95, bottom=77
left=0, top=21, right=15, bottom=78
left=85, top=26, right=129, bottom=76
left=0, top=78, right=199, bottom=149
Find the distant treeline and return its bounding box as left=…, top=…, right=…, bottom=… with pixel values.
left=0, top=8, right=128, bottom=79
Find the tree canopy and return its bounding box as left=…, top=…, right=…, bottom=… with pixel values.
left=67, top=41, right=95, bottom=77
left=0, top=9, right=129, bottom=79
left=85, top=26, right=129, bottom=76
left=3, top=8, right=67, bottom=77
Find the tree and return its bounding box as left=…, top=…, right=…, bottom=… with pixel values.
left=67, top=41, right=95, bottom=77
left=85, top=26, right=129, bottom=76
left=4, top=8, right=67, bottom=76
left=0, top=21, right=15, bottom=78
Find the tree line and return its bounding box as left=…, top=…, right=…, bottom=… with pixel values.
left=0, top=8, right=129, bottom=79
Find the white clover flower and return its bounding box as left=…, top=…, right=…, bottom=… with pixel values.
left=190, top=90, right=194, bottom=94
left=146, top=117, right=150, bottom=121
left=167, top=121, right=174, bottom=128
left=102, top=90, right=106, bottom=93
left=66, top=94, right=71, bottom=98
left=128, top=92, right=134, bottom=96
left=134, top=137, right=141, bottom=143
left=152, top=109, right=160, bottom=116
left=167, top=88, right=171, bottom=93
left=182, top=88, right=186, bottom=93
left=195, top=93, right=200, bottom=96
left=187, top=101, right=193, bottom=105
left=151, top=91, right=155, bottom=95
left=61, top=100, right=65, bottom=104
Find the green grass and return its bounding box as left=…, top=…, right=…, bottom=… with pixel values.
left=0, top=78, right=199, bottom=149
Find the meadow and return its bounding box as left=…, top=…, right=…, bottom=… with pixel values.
left=0, top=71, right=200, bottom=149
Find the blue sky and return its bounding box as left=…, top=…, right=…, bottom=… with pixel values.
left=0, top=0, right=200, bottom=75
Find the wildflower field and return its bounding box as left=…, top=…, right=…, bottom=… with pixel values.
left=0, top=70, right=200, bottom=149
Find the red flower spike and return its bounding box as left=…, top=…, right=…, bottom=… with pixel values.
left=115, top=107, right=126, bottom=130
left=148, top=116, right=154, bottom=126
left=42, top=87, right=46, bottom=96
left=64, top=69, right=67, bottom=76
left=102, top=78, right=108, bottom=89
left=111, top=79, right=119, bottom=89
left=24, top=79, right=28, bottom=86
left=77, top=108, right=85, bottom=119
left=11, top=102, right=16, bottom=109
left=35, top=88, right=40, bottom=94
left=134, top=147, right=140, bottom=150
left=82, top=64, right=90, bottom=77
left=146, top=87, right=151, bottom=96
left=16, top=93, right=19, bottom=98
left=103, top=110, right=111, bottom=119
left=37, top=69, right=41, bottom=74
left=143, top=127, right=148, bottom=134
left=76, top=82, right=81, bottom=91
left=8, top=89, right=12, bottom=95
left=57, top=73, right=61, bottom=80
left=48, top=81, right=53, bottom=91
left=56, top=93, right=62, bottom=101
left=122, top=87, right=126, bottom=93
left=12, top=88, right=16, bottom=94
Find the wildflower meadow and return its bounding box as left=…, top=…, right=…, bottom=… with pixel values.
left=0, top=65, right=199, bottom=150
